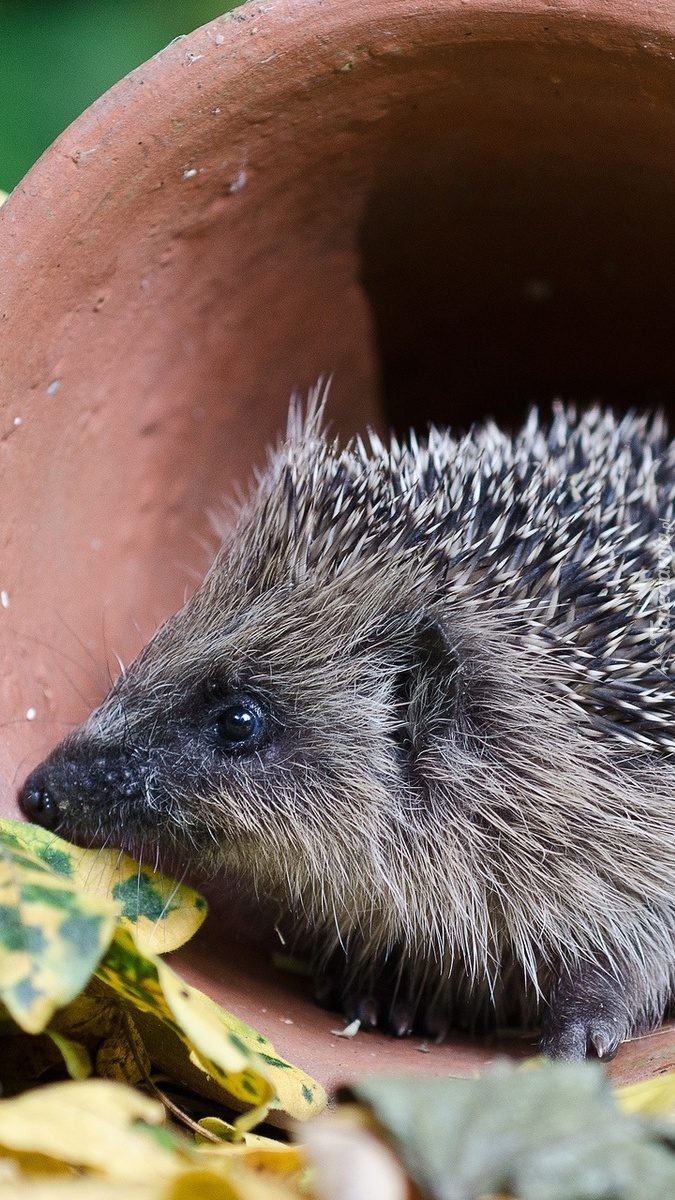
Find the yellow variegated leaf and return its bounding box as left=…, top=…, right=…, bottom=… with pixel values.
left=0, top=823, right=118, bottom=1033
left=70, top=849, right=207, bottom=956
left=0, top=1079, right=181, bottom=1181
left=195, top=1116, right=240, bottom=1143
left=0, top=1183, right=164, bottom=1199
left=0, top=820, right=325, bottom=1126
left=95, top=928, right=275, bottom=1113
left=617, top=1070, right=675, bottom=1120
left=0, top=1154, right=73, bottom=1180
left=197, top=1121, right=307, bottom=1173
left=162, top=973, right=326, bottom=1122
left=168, top=1164, right=300, bottom=1200
left=2, top=820, right=206, bottom=955
left=156, top=957, right=273, bottom=1121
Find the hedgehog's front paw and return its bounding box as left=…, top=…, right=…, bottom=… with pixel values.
left=540, top=962, right=635, bottom=1060
left=312, top=948, right=423, bottom=1037
left=540, top=1013, right=624, bottom=1060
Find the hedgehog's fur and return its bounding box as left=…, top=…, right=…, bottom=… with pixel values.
left=20, top=392, right=675, bottom=1057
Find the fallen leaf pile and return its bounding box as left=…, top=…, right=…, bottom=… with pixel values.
left=6, top=816, right=675, bottom=1200
left=0, top=817, right=324, bottom=1197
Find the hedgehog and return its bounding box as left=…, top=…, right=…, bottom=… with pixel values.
left=19, top=393, right=675, bottom=1059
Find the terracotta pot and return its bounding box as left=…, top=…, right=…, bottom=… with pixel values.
left=2, top=0, right=675, bottom=1087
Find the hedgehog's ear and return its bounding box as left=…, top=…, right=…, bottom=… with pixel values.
left=394, top=617, right=464, bottom=754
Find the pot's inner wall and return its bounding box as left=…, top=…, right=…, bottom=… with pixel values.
left=5, top=16, right=675, bottom=803
left=356, top=39, right=675, bottom=435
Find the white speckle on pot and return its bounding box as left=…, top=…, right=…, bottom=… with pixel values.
left=46, top=379, right=61, bottom=395
left=91, top=537, right=102, bottom=551
left=229, top=170, right=247, bottom=194
left=214, top=32, right=224, bottom=45
left=140, top=278, right=150, bottom=289
left=0, top=591, right=9, bottom=608
left=183, top=167, right=198, bottom=180
left=281, top=1017, right=294, bottom=1024
left=13, top=416, right=22, bottom=426
left=26, top=708, right=37, bottom=721
left=185, top=51, right=203, bottom=64
left=212, top=108, right=221, bottom=115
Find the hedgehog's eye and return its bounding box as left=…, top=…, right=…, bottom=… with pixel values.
left=214, top=699, right=266, bottom=753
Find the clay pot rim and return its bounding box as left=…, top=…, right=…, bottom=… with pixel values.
left=4, top=0, right=675, bottom=231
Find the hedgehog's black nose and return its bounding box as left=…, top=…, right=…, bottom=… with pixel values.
left=19, top=768, right=60, bottom=830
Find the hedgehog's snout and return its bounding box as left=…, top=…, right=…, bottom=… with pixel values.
left=19, top=743, right=145, bottom=840
left=19, top=763, right=61, bottom=830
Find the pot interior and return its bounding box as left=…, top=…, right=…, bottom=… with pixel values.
left=2, top=4, right=675, bottom=800
left=357, top=37, right=675, bottom=434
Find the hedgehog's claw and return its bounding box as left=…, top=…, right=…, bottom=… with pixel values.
left=540, top=962, right=632, bottom=1060
left=313, top=948, right=424, bottom=1037
left=389, top=1000, right=415, bottom=1038
left=589, top=1024, right=622, bottom=1061
left=539, top=1016, right=623, bottom=1060
left=356, top=996, right=379, bottom=1029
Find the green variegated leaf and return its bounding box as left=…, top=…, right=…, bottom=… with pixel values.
left=0, top=1078, right=179, bottom=1180
left=94, top=928, right=276, bottom=1120
left=4, top=820, right=207, bottom=954
left=0, top=820, right=326, bottom=1125
left=0, top=823, right=118, bottom=1033
left=158, top=969, right=326, bottom=1122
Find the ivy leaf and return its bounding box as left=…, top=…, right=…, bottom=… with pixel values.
left=4, top=819, right=207, bottom=955
left=0, top=823, right=118, bottom=1033
left=0, top=819, right=326, bottom=1126
left=0, top=1078, right=180, bottom=1181
left=94, top=928, right=326, bottom=1124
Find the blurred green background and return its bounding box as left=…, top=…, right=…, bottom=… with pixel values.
left=0, top=1, right=241, bottom=193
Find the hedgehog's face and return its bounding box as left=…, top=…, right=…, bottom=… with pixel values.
left=19, top=423, right=511, bottom=906
left=18, top=547, right=490, bottom=903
